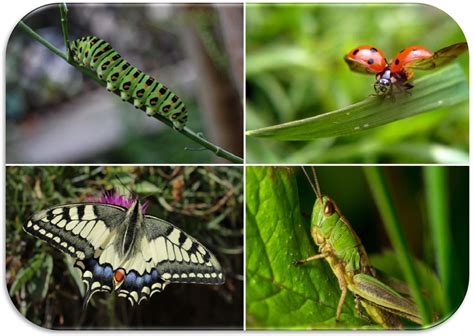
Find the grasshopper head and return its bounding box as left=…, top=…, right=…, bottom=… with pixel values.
left=311, top=195, right=340, bottom=244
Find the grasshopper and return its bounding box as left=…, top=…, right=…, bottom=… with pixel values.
left=295, top=167, right=423, bottom=328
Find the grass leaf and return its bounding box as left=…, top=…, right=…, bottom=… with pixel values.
left=246, top=64, right=467, bottom=140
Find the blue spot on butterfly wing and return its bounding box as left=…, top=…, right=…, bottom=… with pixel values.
left=136, top=276, right=144, bottom=288
left=85, top=258, right=98, bottom=269
left=103, top=264, right=114, bottom=278
left=123, top=271, right=138, bottom=287
left=93, top=263, right=105, bottom=276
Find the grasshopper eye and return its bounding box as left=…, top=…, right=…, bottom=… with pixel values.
left=324, top=200, right=335, bottom=216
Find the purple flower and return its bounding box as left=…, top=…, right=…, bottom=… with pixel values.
left=89, top=191, right=148, bottom=213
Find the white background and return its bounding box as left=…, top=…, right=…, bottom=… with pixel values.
left=1, top=0, right=473, bottom=335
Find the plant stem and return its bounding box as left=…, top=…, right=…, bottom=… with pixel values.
left=59, top=3, right=71, bottom=62
left=363, top=167, right=430, bottom=325
left=17, top=21, right=243, bottom=163
left=423, top=167, right=453, bottom=314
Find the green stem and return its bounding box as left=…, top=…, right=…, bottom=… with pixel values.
left=17, top=21, right=66, bottom=60
left=17, top=21, right=243, bottom=164
left=59, top=3, right=71, bottom=62
left=423, top=167, right=452, bottom=314
left=363, top=167, right=430, bottom=325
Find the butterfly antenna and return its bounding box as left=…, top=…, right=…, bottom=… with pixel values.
left=302, top=166, right=321, bottom=199
left=114, top=174, right=133, bottom=197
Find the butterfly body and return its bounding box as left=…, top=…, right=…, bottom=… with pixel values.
left=25, top=198, right=224, bottom=306
left=344, top=42, right=467, bottom=97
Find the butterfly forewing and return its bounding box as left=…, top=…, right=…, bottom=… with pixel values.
left=25, top=203, right=126, bottom=260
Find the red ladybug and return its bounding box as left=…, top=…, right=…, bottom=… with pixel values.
left=344, top=42, right=467, bottom=97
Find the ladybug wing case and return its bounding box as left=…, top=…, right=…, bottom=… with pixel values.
left=400, top=42, right=467, bottom=70
left=344, top=46, right=387, bottom=74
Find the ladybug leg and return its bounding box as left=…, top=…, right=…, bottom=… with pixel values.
left=384, top=84, right=396, bottom=102
left=392, top=80, right=412, bottom=97
left=403, top=82, right=414, bottom=95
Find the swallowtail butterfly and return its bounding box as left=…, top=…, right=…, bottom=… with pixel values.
left=71, top=36, right=188, bottom=129
left=24, top=194, right=224, bottom=306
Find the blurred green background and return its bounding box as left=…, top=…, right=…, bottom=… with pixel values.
left=6, top=3, right=243, bottom=163
left=6, top=166, right=243, bottom=329
left=246, top=4, right=468, bottom=163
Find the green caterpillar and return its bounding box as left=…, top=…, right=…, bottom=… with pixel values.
left=71, top=36, right=188, bottom=129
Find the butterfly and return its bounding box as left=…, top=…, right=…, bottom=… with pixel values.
left=24, top=194, right=225, bottom=306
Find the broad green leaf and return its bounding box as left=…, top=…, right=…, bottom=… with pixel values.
left=246, top=64, right=467, bottom=140
left=246, top=166, right=366, bottom=329
left=9, top=253, right=46, bottom=296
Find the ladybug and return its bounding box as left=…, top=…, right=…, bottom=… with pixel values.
left=344, top=42, right=467, bottom=97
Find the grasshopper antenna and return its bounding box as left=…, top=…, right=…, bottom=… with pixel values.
left=302, top=166, right=322, bottom=199
left=311, top=167, right=322, bottom=198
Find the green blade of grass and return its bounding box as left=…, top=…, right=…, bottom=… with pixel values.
left=423, top=167, right=455, bottom=315
left=246, top=64, right=467, bottom=140
left=363, top=167, right=430, bottom=325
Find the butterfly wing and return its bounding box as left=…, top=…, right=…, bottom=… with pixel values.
left=25, top=202, right=225, bottom=306
left=111, top=215, right=225, bottom=305
left=24, top=203, right=128, bottom=303
left=24, top=203, right=126, bottom=259
left=404, top=42, right=467, bottom=70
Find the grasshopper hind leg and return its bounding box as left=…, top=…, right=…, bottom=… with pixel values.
left=333, top=263, right=349, bottom=322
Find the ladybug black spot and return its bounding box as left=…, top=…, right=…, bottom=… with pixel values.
left=368, top=58, right=374, bottom=65
left=395, top=59, right=400, bottom=65
left=352, top=49, right=360, bottom=56
left=400, top=48, right=405, bottom=53
left=370, top=47, right=378, bottom=53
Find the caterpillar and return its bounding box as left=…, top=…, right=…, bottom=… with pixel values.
left=71, top=36, right=188, bottom=129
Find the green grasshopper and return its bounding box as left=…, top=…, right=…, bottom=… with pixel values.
left=295, top=167, right=423, bottom=328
